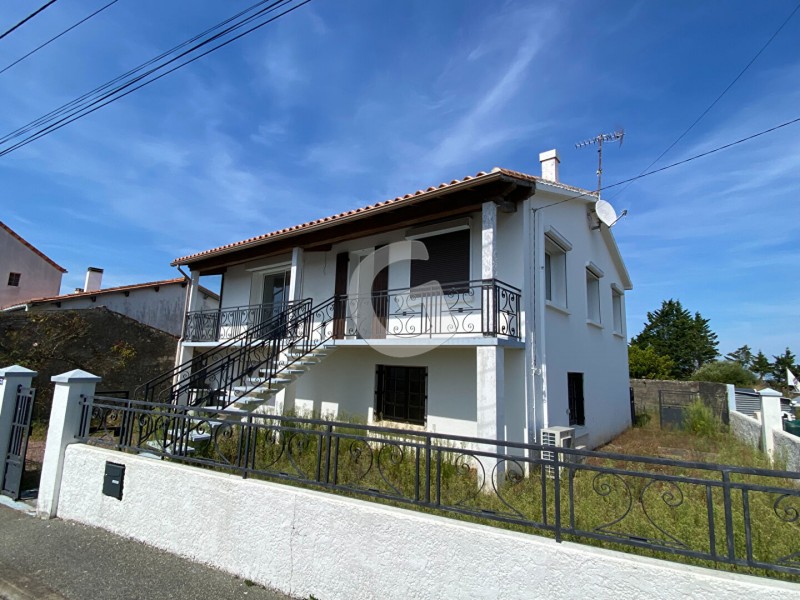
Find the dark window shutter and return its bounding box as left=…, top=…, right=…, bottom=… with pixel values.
left=410, top=230, right=470, bottom=290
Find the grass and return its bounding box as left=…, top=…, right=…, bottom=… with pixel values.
left=109, top=407, right=800, bottom=582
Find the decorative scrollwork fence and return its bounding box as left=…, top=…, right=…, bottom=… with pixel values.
left=77, top=396, right=800, bottom=579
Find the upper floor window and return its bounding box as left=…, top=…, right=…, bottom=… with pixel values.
left=544, top=228, right=571, bottom=310
left=585, top=262, right=604, bottom=325
left=612, top=285, right=624, bottom=335
left=409, top=229, right=470, bottom=292
left=7, top=272, right=20, bottom=287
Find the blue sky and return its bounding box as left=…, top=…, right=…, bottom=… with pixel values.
left=0, top=0, right=798, bottom=358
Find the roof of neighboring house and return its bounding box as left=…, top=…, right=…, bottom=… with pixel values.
left=172, top=167, right=597, bottom=267
left=1, top=277, right=219, bottom=310
left=0, top=220, right=67, bottom=273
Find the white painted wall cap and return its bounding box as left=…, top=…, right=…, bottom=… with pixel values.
left=51, top=369, right=102, bottom=383
left=759, top=387, right=782, bottom=397
left=539, top=149, right=560, bottom=162
left=0, top=365, right=38, bottom=377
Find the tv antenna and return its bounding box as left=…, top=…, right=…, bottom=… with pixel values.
left=575, top=129, right=624, bottom=195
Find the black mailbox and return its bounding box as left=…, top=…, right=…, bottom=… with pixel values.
left=103, top=462, right=125, bottom=500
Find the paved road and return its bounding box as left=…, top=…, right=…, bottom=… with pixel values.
left=0, top=503, right=295, bottom=600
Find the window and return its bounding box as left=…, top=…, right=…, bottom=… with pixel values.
left=585, top=262, right=604, bottom=324
left=568, top=372, right=585, bottom=426
left=7, top=272, right=20, bottom=286
left=612, top=285, right=624, bottom=335
left=410, top=229, right=470, bottom=292
left=375, top=365, right=427, bottom=425
left=544, top=228, right=571, bottom=309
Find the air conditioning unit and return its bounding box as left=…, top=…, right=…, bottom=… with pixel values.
left=540, top=426, right=575, bottom=478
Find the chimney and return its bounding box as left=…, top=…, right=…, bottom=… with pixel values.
left=539, top=149, right=560, bottom=182
left=84, top=267, right=103, bottom=292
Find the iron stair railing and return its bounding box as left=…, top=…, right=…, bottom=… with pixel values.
left=129, top=296, right=339, bottom=456
left=135, top=299, right=311, bottom=407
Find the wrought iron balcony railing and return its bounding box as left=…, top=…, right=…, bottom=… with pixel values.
left=185, top=279, right=521, bottom=343
left=184, top=300, right=304, bottom=342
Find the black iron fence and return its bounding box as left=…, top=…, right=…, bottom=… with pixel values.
left=78, top=395, right=800, bottom=578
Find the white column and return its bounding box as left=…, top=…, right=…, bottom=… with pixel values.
left=289, top=247, right=304, bottom=301
left=0, top=365, right=37, bottom=488
left=186, top=269, right=203, bottom=313
left=37, top=369, right=101, bottom=519
left=481, top=201, right=497, bottom=280
left=758, top=387, right=782, bottom=460
left=477, top=346, right=505, bottom=483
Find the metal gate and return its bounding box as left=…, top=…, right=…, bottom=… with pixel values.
left=1, top=385, right=36, bottom=500
left=658, top=390, right=700, bottom=429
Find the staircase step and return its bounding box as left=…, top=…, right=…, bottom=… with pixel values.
left=233, top=396, right=265, bottom=407
left=145, top=440, right=196, bottom=455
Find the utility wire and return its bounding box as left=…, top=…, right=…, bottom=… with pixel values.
left=0, top=0, right=59, bottom=41
left=0, top=0, right=120, bottom=76
left=536, top=115, right=800, bottom=212
left=0, top=0, right=288, bottom=144
left=608, top=0, right=800, bottom=202
left=0, top=0, right=300, bottom=150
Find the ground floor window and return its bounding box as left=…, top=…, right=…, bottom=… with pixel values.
left=375, top=365, right=427, bottom=425
left=568, top=372, right=585, bottom=426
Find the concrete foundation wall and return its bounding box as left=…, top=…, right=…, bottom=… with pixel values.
left=57, top=445, right=797, bottom=600
left=631, top=379, right=729, bottom=421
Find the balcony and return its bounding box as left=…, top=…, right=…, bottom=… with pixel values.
left=184, top=279, right=521, bottom=343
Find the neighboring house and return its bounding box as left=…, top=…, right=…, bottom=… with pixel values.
left=171, top=150, right=633, bottom=449
left=0, top=220, right=66, bottom=310
left=2, top=268, right=219, bottom=337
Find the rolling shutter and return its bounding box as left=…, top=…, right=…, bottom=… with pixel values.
left=410, top=230, right=470, bottom=290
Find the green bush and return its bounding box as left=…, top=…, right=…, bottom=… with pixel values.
left=684, top=399, right=717, bottom=437
left=690, top=360, right=757, bottom=387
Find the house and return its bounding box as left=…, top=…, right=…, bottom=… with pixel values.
left=2, top=268, right=219, bottom=337
left=0, top=220, right=66, bottom=310
left=170, top=150, right=633, bottom=449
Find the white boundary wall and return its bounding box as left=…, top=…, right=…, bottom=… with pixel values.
left=730, top=410, right=800, bottom=471
left=58, top=445, right=798, bottom=600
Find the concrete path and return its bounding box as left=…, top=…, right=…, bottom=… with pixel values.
left=0, top=503, right=295, bottom=600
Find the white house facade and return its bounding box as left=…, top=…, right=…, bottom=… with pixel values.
left=0, top=221, right=66, bottom=310
left=2, top=271, right=219, bottom=337
left=171, top=151, right=633, bottom=449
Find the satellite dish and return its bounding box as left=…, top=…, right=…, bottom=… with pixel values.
left=594, top=200, right=618, bottom=227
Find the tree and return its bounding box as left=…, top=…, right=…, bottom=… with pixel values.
left=772, top=347, right=797, bottom=386
left=725, top=345, right=753, bottom=369
left=690, top=360, right=757, bottom=387
left=628, top=344, right=674, bottom=379
left=751, top=351, right=772, bottom=381
left=631, top=299, right=718, bottom=379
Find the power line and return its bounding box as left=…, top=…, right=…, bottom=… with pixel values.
left=0, top=0, right=59, bottom=42
left=0, top=0, right=288, bottom=145
left=0, top=0, right=308, bottom=155
left=536, top=115, right=800, bottom=212
left=0, top=0, right=120, bottom=76
left=608, top=0, right=800, bottom=202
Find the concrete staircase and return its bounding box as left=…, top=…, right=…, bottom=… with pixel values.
left=141, top=343, right=337, bottom=458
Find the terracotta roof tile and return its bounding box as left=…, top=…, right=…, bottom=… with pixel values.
left=0, top=221, right=67, bottom=273
left=19, top=278, right=196, bottom=306
left=172, top=167, right=596, bottom=266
